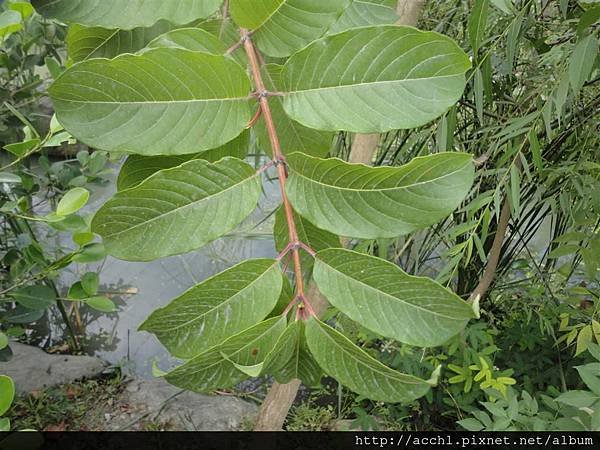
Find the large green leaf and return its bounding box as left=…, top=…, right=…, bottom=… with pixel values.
left=91, top=158, right=261, bottom=261
left=66, top=21, right=175, bottom=62
left=313, top=249, right=475, bottom=347
left=49, top=48, right=252, bottom=156
left=274, top=205, right=339, bottom=273
left=140, top=259, right=283, bottom=359
left=32, top=0, right=223, bottom=29
left=117, top=130, right=250, bottom=191
left=282, top=26, right=471, bottom=132
left=165, top=317, right=286, bottom=392
left=257, top=65, right=334, bottom=158
left=327, top=0, right=399, bottom=34
left=285, top=152, right=475, bottom=239
left=305, top=318, right=436, bottom=402
left=230, top=0, right=350, bottom=57
left=263, top=321, right=322, bottom=387
left=9, top=285, right=56, bottom=310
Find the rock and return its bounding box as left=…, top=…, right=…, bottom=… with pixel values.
left=1, top=342, right=106, bottom=394
left=91, top=378, right=257, bottom=431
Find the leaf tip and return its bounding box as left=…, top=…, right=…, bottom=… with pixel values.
left=427, top=365, right=443, bottom=386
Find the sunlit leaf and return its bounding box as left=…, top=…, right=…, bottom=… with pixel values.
left=282, top=26, right=471, bottom=132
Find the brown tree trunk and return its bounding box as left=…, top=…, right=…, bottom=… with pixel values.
left=254, top=0, right=427, bottom=431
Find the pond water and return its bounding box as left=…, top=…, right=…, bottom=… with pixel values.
left=33, top=159, right=281, bottom=378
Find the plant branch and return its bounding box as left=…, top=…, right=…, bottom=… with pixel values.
left=240, top=29, right=311, bottom=314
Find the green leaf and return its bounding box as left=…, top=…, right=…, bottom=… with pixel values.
left=57, top=188, right=90, bottom=217
left=85, top=296, right=117, bottom=313
left=257, top=65, right=334, bottom=158
left=230, top=0, right=350, bottom=57
left=263, top=321, right=322, bottom=387
left=9, top=285, right=56, bottom=310
left=313, top=249, right=475, bottom=347
left=72, top=243, right=106, bottom=263
left=146, top=27, right=227, bottom=54
left=286, top=152, right=474, bottom=239
left=91, top=158, right=261, bottom=261
left=556, top=390, right=598, bottom=408
left=274, top=206, right=339, bottom=273
left=116, top=130, right=250, bottom=191
left=457, top=418, right=485, bottom=431
left=282, top=26, right=471, bottom=132
left=140, top=259, right=283, bottom=359
left=4, top=307, right=44, bottom=324
left=327, top=0, right=399, bottom=35
left=165, top=317, right=286, bottom=392
left=0, top=10, right=22, bottom=39
left=32, top=0, right=223, bottom=29
left=569, top=35, right=599, bottom=94
left=0, top=376, right=15, bottom=416
left=3, top=139, right=40, bottom=157
left=81, top=272, right=100, bottom=296
left=49, top=49, right=252, bottom=156
left=577, top=5, right=600, bottom=37
left=305, top=318, right=435, bottom=403
left=9, top=2, right=34, bottom=19
left=0, top=332, right=8, bottom=350
left=469, top=0, right=489, bottom=54
left=576, top=363, right=600, bottom=396
left=67, top=21, right=176, bottom=62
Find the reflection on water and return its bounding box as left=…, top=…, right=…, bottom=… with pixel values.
left=30, top=159, right=281, bottom=378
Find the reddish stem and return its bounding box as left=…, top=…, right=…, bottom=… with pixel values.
left=241, top=29, right=315, bottom=317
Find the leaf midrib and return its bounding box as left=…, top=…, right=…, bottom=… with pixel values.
left=290, top=158, right=470, bottom=193
left=317, top=258, right=469, bottom=321
left=103, top=167, right=259, bottom=239
left=313, top=321, right=423, bottom=385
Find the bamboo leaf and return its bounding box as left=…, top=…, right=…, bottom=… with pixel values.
left=305, top=318, right=437, bottom=403
left=263, top=321, right=322, bottom=387
left=285, top=152, right=475, bottom=239
left=116, top=130, right=250, bottom=191
left=92, top=158, right=261, bottom=261
left=469, top=0, right=489, bottom=54
left=49, top=49, right=252, bottom=156
left=327, top=0, right=399, bottom=34
left=569, top=34, right=599, bottom=95
left=32, top=0, right=223, bottom=29
left=274, top=205, right=339, bottom=273
left=256, top=65, right=334, bottom=158
left=139, top=259, right=283, bottom=359
left=230, top=0, right=350, bottom=57
left=66, top=21, right=175, bottom=62
left=165, top=317, right=286, bottom=392
left=282, top=26, right=471, bottom=132
left=313, top=249, right=475, bottom=347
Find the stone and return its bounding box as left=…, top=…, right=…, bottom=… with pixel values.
left=1, top=342, right=106, bottom=394
left=92, top=378, right=257, bottom=431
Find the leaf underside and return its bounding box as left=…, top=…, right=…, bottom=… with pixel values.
left=165, top=317, right=286, bottom=392
left=305, top=318, right=433, bottom=403
left=230, top=0, right=351, bottom=57
left=313, top=249, right=475, bottom=347
left=282, top=25, right=471, bottom=132
left=117, top=130, right=250, bottom=191
left=92, top=157, right=261, bottom=261
left=50, top=48, right=251, bottom=156
left=140, top=259, right=283, bottom=359
left=32, top=0, right=223, bottom=29
left=286, top=152, right=475, bottom=239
